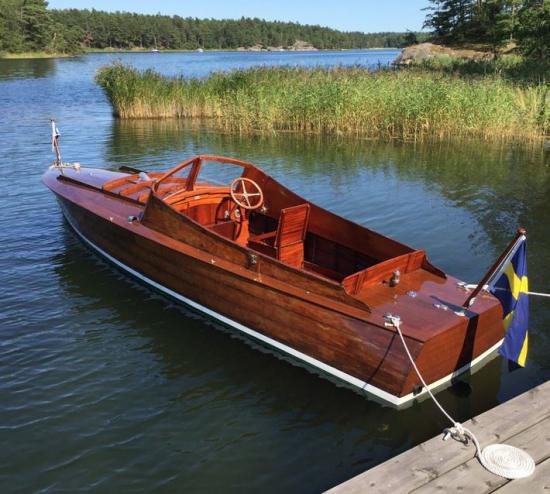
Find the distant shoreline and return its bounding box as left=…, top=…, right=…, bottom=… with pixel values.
left=1, top=46, right=399, bottom=60
left=0, top=51, right=75, bottom=60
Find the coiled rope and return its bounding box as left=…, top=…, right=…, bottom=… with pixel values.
left=384, top=314, right=535, bottom=480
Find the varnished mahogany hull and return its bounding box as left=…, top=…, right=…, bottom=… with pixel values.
left=44, top=166, right=505, bottom=407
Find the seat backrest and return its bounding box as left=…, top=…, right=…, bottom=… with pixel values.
left=275, top=204, right=310, bottom=267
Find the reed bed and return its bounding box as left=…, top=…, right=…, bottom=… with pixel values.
left=96, top=63, right=549, bottom=141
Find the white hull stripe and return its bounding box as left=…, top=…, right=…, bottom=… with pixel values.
left=62, top=209, right=502, bottom=407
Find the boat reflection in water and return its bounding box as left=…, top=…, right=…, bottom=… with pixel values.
left=43, top=154, right=505, bottom=407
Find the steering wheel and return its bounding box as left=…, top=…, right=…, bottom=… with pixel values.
left=230, top=177, right=264, bottom=210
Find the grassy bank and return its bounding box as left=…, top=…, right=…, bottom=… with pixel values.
left=0, top=51, right=76, bottom=59
left=410, top=54, right=549, bottom=84
left=96, top=63, right=549, bottom=141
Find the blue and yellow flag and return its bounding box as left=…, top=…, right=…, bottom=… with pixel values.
left=490, top=239, right=529, bottom=367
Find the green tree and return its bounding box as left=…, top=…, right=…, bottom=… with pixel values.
left=49, top=22, right=83, bottom=53
left=1, top=4, right=427, bottom=55
left=403, top=30, right=419, bottom=46
left=20, top=0, right=52, bottom=51
left=476, top=0, right=511, bottom=54
left=423, top=0, right=476, bottom=42
left=516, top=0, right=550, bottom=60
left=0, top=1, right=25, bottom=52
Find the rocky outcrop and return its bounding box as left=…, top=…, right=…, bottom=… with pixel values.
left=393, top=42, right=493, bottom=65
left=237, top=44, right=264, bottom=52
left=287, top=40, right=317, bottom=51
left=237, top=40, right=318, bottom=52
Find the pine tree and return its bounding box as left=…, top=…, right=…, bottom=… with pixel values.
left=505, top=0, right=524, bottom=41
left=516, top=0, right=550, bottom=61
left=476, top=0, right=511, bottom=54
left=20, top=0, right=52, bottom=51
left=0, top=1, right=25, bottom=52
left=423, top=0, right=476, bottom=43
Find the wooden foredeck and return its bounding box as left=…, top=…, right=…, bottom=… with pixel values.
left=327, top=380, right=550, bottom=493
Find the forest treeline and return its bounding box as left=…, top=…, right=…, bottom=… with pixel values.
left=1, top=0, right=546, bottom=58
left=424, top=0, right=549, bottom=59
left=0, top=1, right=424, bottom=55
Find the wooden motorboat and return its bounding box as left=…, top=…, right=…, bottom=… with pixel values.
left=43, top=154, right=505, bottom=407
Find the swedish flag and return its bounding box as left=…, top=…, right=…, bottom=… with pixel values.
left=490, top=239, right=529, bottom=367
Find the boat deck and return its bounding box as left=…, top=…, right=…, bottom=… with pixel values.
left=327, top=379, right=550, bottom=493
left=44, top=158, right=509, bottom=406
left=50, top=167, right=502, bottom=345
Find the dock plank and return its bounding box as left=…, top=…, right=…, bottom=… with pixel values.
left=327, top=380, right=550, bottom=494
left=412, top=416, right=550, bottom=493
left=497, top=457, right=550, bottom=493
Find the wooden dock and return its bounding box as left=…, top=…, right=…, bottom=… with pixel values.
left=327, top=380, right=550, bottom=493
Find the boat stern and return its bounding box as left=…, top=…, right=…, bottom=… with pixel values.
left=359, top=269, right=504, bottom=405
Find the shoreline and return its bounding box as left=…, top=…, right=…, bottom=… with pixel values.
left=1, top=46, right=400, bottom=60
left=0, top=51, right=76, bottom=60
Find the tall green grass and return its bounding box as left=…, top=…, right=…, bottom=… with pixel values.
left=96, top=63, right=549, bottom=141
left=410, top=54, right=549, bottom=83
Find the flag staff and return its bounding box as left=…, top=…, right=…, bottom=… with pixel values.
left=51, top=119, right=62, bottom=165
left=463, top=228, right=527, bottom=308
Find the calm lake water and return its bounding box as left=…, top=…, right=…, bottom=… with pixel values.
left=1, top=50, right=549, bottom=493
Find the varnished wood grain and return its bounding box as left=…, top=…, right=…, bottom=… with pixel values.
left=42, top=155, right=507, bottom=401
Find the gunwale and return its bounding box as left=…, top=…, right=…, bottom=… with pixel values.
left=42, top=156, right=506, bottom=406
left=54, top=194, right=504, bottom=407
left=48, top=167, right=499, bottom=344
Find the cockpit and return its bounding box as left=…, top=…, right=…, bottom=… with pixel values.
left=150, top=156, right=312, bottom=270
left=103, top=155, right=431, bottom=292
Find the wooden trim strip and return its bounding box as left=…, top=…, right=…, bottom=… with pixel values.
left=58, top=175, right=144, bottom=205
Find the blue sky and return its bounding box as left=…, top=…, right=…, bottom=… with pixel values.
left=48, top=1, right=431, bottom=32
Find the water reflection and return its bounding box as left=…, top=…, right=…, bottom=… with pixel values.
left=2, top=51, right=549, bottom=492
left=51, top=226, right=503, bottom=491
left=105, top=120, right=550, bottom=397
left=108, top=119, right=550, bottom=257
left=0, top=58, right=56, bottom=80
left=54, top=225, right=505, bottom=427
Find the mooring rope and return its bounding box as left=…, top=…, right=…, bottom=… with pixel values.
left=527, top=291, right=550, bottom=298
left=384, top=314, right=535, bottom=480
left=49, top=162, right=81, bottom=171
left=461, top=283, right=550, bottom=298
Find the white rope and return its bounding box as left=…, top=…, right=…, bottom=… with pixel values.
left=49, top=162, right=81, bottom=177
left=459, top=282, right=550, bottom=298
left=49, top=162, right=81, bottom=171
left=384, top=314, right=535, bottom=480
left=527, top=291, right=550, bottom=298
left=480, top=444, right=535, bottom=479
left=384, top=314, right=456, bottom=425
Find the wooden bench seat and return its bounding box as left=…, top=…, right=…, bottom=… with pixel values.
left=248, top=204, right=310, bottom=268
